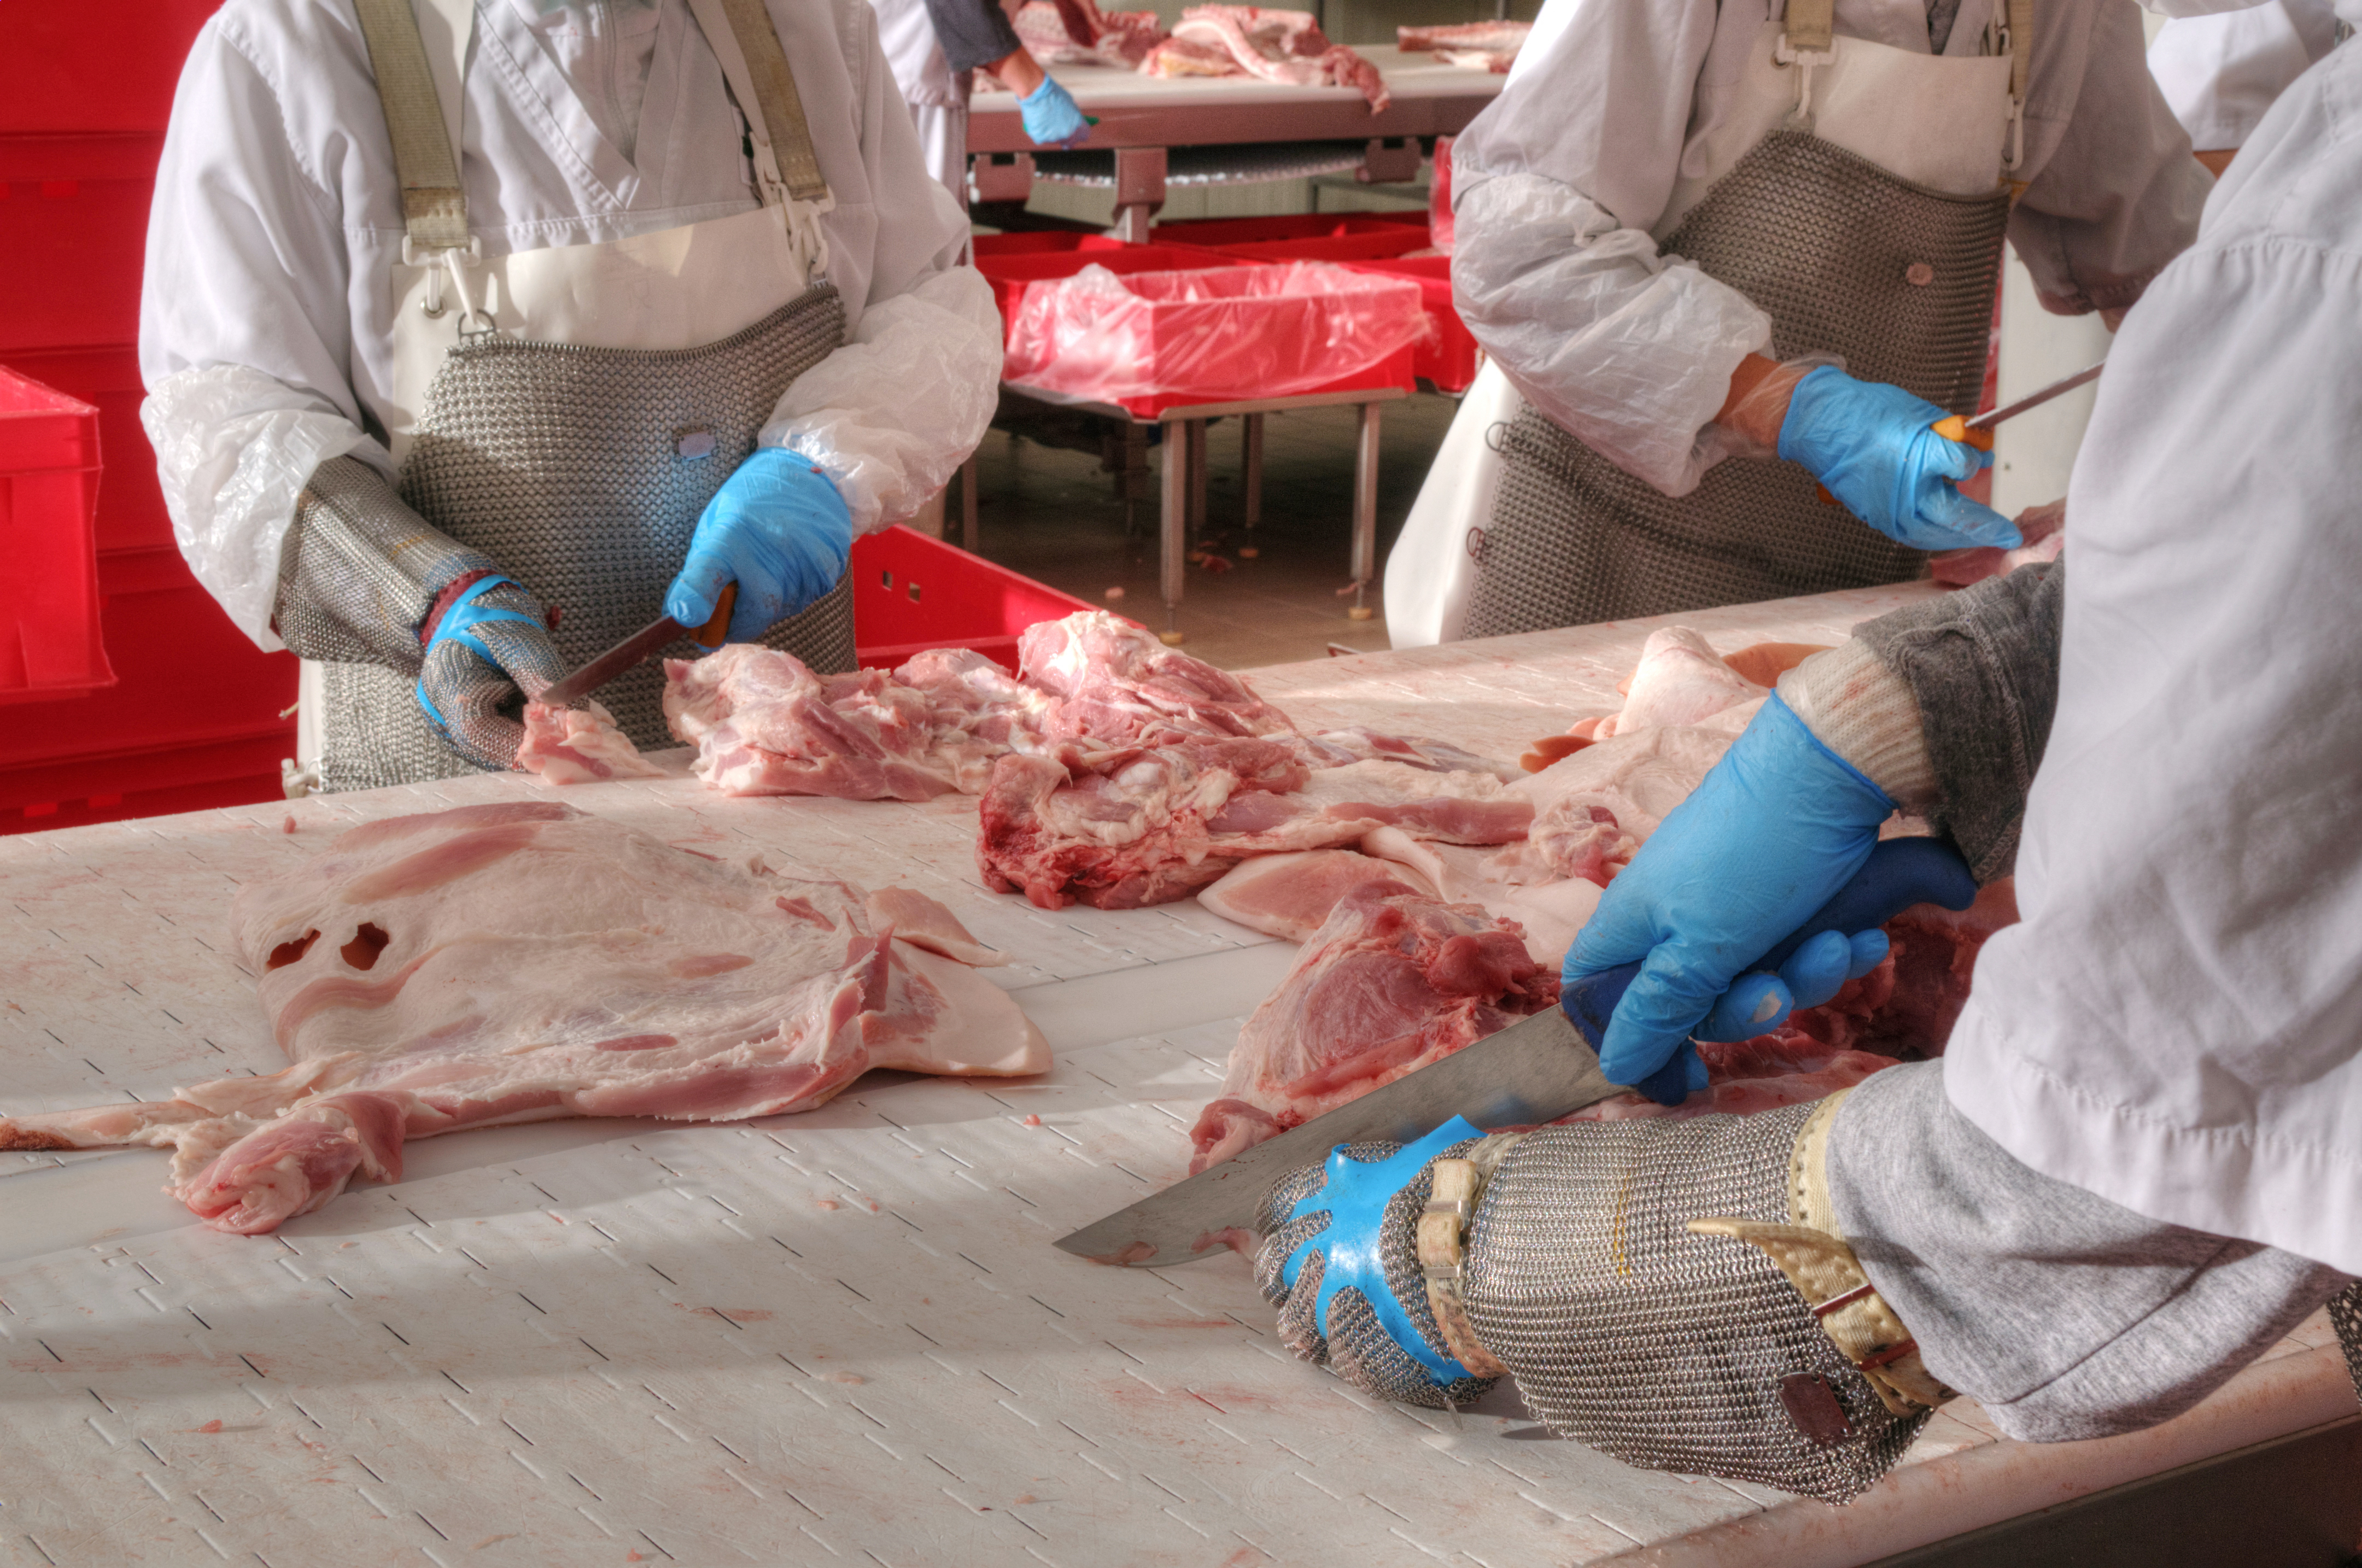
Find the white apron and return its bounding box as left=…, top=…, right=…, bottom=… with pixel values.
left=1385, top=1, right=2021, bottom=648
left=291, top=0, right=836, bottom=787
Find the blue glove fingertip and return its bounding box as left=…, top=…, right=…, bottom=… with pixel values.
left=1846, top=928, right=1890, bottom=980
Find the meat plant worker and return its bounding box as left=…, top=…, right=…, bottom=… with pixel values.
left=868, top=0, right=1091, bottom=202
left=139, top=0, right=1002, bottom=792
left=1385, top=0, right=2212, bottom=645
left=1252, top=0, right=2362, bottom=1500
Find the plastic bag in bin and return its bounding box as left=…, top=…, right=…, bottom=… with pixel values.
left=1002, top=261, right=1429, bottom=404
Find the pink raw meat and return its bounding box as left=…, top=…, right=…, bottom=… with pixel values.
left=1145, top=6, right=1391, bottom=112
left=518, top=700, right=664, bottom=785
left=977, top=742, right=1533, bottom=910
left=1564, top=1031, right=1901, bottom=1124
left=0, top=802, right=1048, bottom=1233
left=1019, top=611, right=1294, bottom=746
left=1396, top=19, right=1531, bottom=62
left=1519, top=724, right=1734, bottom=886
left=1014, top=0, right=1166, bottom=66
left=1593, top=627, right=1767, bottom=741
left=1189, top=884, right=1558, bottom=1171
left=1196, top=849, right=1437, bottom=940
left=1932, top=500, right=2067, bottom=588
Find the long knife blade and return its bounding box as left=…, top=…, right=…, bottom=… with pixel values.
left=537, top=584, right=737, bottom=710
left=1051, top=1005, right=1623, bottom=1268
left=1056, top=836, right=1980, bottom=1269
left=1965, top=359, right=2105, bottom=431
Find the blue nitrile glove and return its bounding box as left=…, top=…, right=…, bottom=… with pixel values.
left=1253, top=1116, right=1499, bottom=1409
left=1777, top=366, right=2022, bottom=552
left=416, top=574, right=566, bottom=770
left=1018, top=75, right=1091, bottom=148
left=665, top=448, right=855, bottom=643
left=1562, top=693, right=1896, bottom=1099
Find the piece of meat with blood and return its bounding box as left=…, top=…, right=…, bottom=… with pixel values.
left=0, top=802, right=1048, bottom=1233
left=1019, top=611, right=1293, bottom=747
left=1517, top=726, right=1734, bottom=886
left=517, top=700, right=665, bottom=784
left=1395, top=19, right=1531, bottom=70
left=1141, top=6, right=1390, bottom=111
left=1188, top=885, right=1558, bottom=1171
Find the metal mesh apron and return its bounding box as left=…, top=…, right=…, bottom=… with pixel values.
left=1461, top=131, right=2011, bottom=639
left=316, top=285, right=851, bottom=793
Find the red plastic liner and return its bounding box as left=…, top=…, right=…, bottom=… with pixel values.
left=974, top=243, right=1243, bottom=343
left=850, top=525, right=1101, bottom=671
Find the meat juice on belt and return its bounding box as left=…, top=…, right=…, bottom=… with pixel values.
left=2, top=615, right=2013, bottom=1233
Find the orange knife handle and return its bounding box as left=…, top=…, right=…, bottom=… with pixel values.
left=695, top=583, right=736, bottom=648
left=1931, top=415, right=1996, bottom=452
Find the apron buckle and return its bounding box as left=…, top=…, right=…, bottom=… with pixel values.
left=1773, top=33, right=1836, bottom=132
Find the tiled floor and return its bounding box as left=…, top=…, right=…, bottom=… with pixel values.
left=965, top=393, right=1460, bottom=670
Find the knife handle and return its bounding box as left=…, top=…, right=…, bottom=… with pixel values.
left=1930, top=414, right=1996, bottom=452
left=695, top=583, right=737, bottom=649
left=1559, top=836, right=1978, bottom=1058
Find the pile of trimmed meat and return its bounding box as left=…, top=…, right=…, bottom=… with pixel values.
left=1395, top=19, right=1531, bottom=72
left=1, top=803, right=1046, bottom=1234
left=991, top=1, right=1392, bottom=112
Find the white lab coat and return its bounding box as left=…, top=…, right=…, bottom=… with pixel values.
left=1447, top=0, right=2211, bottom=500
left=139, top=0, right=1001, bottom=651
left=2148, top=0, right=2342, bottom=149
left=1945, top=26, right=2362, bottom=1277
left=868, top=0, right=972, bottom=196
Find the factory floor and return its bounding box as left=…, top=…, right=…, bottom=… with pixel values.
left=964, top=391, right=1461, bottom=670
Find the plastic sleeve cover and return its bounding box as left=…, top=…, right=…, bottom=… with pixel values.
left=1449, top=170, right=1773, bottom=498
left=761, top=261, right=1002, bottom=533
left=140, top=362, right=381, bottom=654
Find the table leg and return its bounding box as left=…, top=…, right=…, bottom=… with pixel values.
left=1159, top=420, right=1186, bottom=645
left=1185, top=419, right=1208, bottom=553
left=1239, top=413, right=1263, bottom=558
left=1349, top=401, right=1379, bottom=621
left=960, top=452, right=979, bottom=553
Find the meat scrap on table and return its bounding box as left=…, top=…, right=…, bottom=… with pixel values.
left=979, top=0, right=1392, bottom=112
left=0, top=802, right=1046, bottom=1234
left=1394, top=19, right=1531, bottom=71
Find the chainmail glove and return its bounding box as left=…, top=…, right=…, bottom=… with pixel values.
left=1253, top=1117, right=1502, bottom=1411
left=276, top=455, right=502, bottom=669
left=416, top=576, right=566, bottom=771
left=1456, top=1100, right=1938, bottom=1503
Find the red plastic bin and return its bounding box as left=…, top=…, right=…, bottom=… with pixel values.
left=1203, top=227, right=1437, bottom=265
left=0, top=365, right=114, bottom=704
left=970, top=232, right=1135, bottom=259
left=849, top=525, right=1099, bottom=671
left=1340, top=256, right=1480, bottom=393
left=1150, top=213, right=1427, bottom=248
left=974, top=243, right=1244, bottom=342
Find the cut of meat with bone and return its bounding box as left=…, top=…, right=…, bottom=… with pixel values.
left=1013, top=0, right=1166, bottom=65
left=978, top=743, right=1532, bottom=910
left=1144, top=7, right=1391, bottom=110
left=0, top=803, right=1047, bottom=1233
left=1189, top=885, right=1557, bottom=1171
left=518, top=701, right=665, bottom=785
left=1019, top=611, right=1293, bottom=746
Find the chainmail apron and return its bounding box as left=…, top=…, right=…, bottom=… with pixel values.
left=1462, top=131, right=2010, bottom=639
left=316, top=286, right=852, bottom=793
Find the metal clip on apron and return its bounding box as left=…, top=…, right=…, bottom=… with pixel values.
left=307, top=0, right=856, bottom=793
left=1459, top=0, right=2031, bottom=640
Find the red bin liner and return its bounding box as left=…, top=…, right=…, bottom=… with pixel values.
left=974, top=243, right=1242, bottom=343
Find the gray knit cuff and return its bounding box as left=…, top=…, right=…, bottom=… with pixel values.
left=1778, top=641, right=1937, bottom=811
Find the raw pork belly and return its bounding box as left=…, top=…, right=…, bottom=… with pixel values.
left=1520, top=725, right=1734, bottom=886
left=0, top=803, right=1046, bottom=1234
left=1395, top=19, right=1531, bottom=69
left=1196, top=847, right=1437, bottom=940
left=1012, top=0, right=1166, bottom=67
left=517, top=700, right=663, bottom=785
left=977, top=744, right=1531, bottom=910
left=1019, top=611, right=1293, bottom=746
left=1142, top=6, right=1390, bottom=112
left=1188, top=884, right=1558, bottom=1170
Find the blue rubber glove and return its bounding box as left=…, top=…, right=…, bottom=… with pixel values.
left=665, top=448, right=854, bottom=644
left=1018, top=75, right=1091, bottom=148
left=1562, top=694, right=1897, bottom=1096
left=1778, top=366, right=2022, bottom=552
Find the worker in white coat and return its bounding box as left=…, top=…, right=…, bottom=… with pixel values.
left=1385, top=0, right=2213, bottom=647
left=2149, top=0, right=2343, bottom=172
left=139, top=0, right=1003, bottom=793
left=1250, top=0, right=2359, bottom=1501
left=868, top=0, right=1090, bottom=201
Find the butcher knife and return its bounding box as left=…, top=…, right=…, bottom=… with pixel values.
left=1931, top=359, right=2106, bottom=452
left=1054, top=836, right=1978, bottom=1268
left=536, top=583, right=736, bottom=710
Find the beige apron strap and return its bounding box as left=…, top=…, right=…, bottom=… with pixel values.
left=1781, top=0, right=1835, bottom=56
left=684, top=0, right=830, bottom=207
left=350, top=0, right=471, bottom=253
left=1776, top=0, right=1837, bottom=127
left=2004, top=0, right=2033, bottom=177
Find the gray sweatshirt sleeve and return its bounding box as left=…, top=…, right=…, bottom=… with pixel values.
left=1854, top=561, right=2066, bottom=883
left=921, top=0, right=1022, bottom=75
left=1827, top=1060, right=2349, bottom=1443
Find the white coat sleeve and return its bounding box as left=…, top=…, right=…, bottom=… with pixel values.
left=2004, top=0, right=2212, bottom=317
left=1446, top=0, right=1773, bottom=498
left=136, top=18, right=383, bottom=653
left=2147, top=0, right=2339, bottom=153
left=762, top=0, right=1001, bottom=531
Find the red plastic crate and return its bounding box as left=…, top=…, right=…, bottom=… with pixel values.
left=0, top=1, right=220, bottom=134
left=1339, top=255, right=1480, bottom=392
left=0, top=366, right=114, bottom=704
left=974, top=243, right=1245, bottom=342
left=850, top=525, right=1099, bottom=671
left=0, top=138, right=165, bottom=353
left=8, top=344, right=169, bottom=553
left=1150, top=213, right=1428, bottom=248
left=1204, top=227, right=1437, bottom=264
left=970, top=232, right=1135, bottom=259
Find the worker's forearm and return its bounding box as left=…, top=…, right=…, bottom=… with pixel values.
left=990, top=46, right=1045, bottom=96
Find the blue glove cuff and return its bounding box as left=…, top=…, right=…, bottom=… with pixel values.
left=1752, top=690, right=1896, bottom=816
left=416, top=575, right=543, bottom=729
left=1283, top=1115, right=1487, bottom=1386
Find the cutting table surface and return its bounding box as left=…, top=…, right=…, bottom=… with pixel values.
left=2, top=586, right=2348, bottom=1568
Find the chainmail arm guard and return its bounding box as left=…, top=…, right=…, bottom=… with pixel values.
left=1457, top=1103, right=1929, bottom=1504
left=275, top=454, right=500, bottom=670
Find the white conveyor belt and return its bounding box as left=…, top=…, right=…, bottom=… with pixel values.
left=3, top=587, right=2351, bottom=1567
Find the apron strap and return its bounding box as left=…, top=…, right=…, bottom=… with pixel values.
left=351, top=0, right=474, bottom=254
left=1781, top=0, right=1834, bottom=56
left=2003, top=0, right=2033, bottom=175
left=684, top=0, right=831, bottom=207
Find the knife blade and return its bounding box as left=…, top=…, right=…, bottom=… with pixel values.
left=1054, top=836, right=1977, bottom=1268
left=1931, top=359, right=2106, bottom=450
left=536, top=583, right=736, bottom=710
